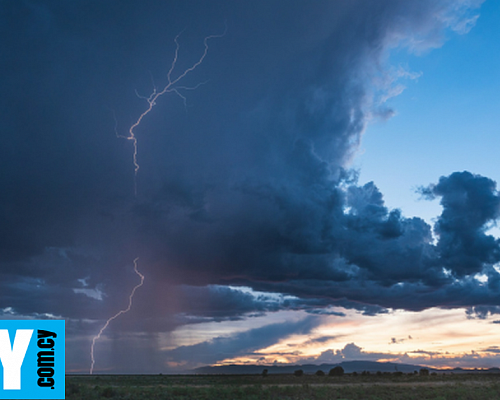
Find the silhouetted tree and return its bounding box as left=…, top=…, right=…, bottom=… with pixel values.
left=294, top=369, right=304, bottom=377
left=419, top=368, right=429, bottom=376
left=329, top=366, right=344, bottom=376
left=315, top=370, right=325, bottom=376
left=262, top=369, right=268, bottom=378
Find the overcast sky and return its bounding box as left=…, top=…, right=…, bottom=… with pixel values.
left=1, top=0, right=500, bottom=374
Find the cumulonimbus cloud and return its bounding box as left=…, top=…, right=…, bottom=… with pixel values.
left=0, top=0, right=494, bottom=372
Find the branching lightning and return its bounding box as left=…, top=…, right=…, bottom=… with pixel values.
left=90, top=257, right=144, bottom=374
left=90, top=28, right=225, bottom=374
left=117, top=28, right=226, bottom=195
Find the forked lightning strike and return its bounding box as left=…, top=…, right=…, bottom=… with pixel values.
left=117, top=29, right=226, bottom=195
left=90, top=258, right=144, bottom=374
left=90, top=29, right=224, bottom=374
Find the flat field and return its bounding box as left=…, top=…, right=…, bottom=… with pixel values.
left=66, top=373, right=500, bottom=399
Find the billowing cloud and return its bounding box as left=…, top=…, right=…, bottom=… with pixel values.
left=421, top=171, right=500, bottom=277
left=315, top=343, right=399, bottom=364
left=0, top=0, right=494, bottom=372
left=311, top=342, right=500, bottom=370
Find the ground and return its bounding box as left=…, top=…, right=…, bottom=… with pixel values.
left=65, top=373, right=500, bottom=399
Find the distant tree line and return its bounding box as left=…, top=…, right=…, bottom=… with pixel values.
left=263, top=366, right=438, bottom=378
left=291, top=366, right=344, bottom=377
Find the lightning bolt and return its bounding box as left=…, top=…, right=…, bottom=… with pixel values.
left=90, top=257, right=144, bottom=374
left=90, top=28, right=225, bottom=374
left=117, top=28, right=226, bottom=196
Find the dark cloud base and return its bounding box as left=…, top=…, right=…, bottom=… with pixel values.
left=0, top=0, right=495, bottom=372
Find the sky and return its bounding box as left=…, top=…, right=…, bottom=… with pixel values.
left=1, top=0, right=500, bottom=374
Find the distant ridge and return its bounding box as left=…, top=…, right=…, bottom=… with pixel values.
left=193, top=361, right=500, bottom=375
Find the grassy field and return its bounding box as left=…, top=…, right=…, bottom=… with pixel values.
left=66, top=373, right=500, bottom=399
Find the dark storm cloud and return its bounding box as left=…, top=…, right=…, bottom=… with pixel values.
left=465, top=305, right=500, bottom=319
left=175, top=285, right=290, bottom=320
left=174, top=286, right=352, bottom=321
left=342, top=182, right=440, bottom=286
left=163, top=316, right=320, bottom=367
left=421, top=171, right=500, bottom=277
left=306, top=309, right=346, bottom=317
left=0, top=0, right=493, bottom=372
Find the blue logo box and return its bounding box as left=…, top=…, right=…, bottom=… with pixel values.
left=0, top=320, right=65, bottom=399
